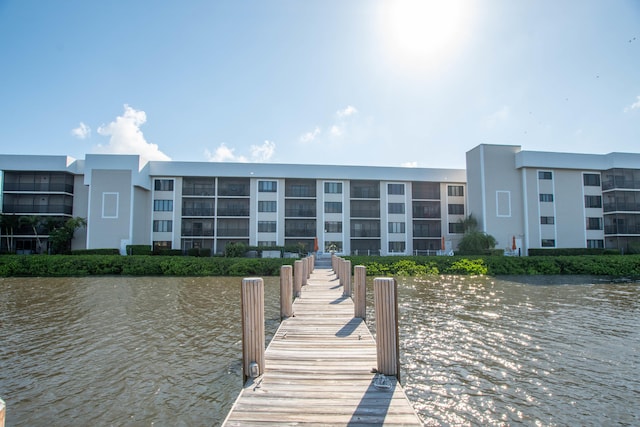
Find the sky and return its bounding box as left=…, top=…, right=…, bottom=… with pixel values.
left=0, top=0, right=638, bottom=169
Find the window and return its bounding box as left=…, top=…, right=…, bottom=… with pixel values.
left=258, top=201, right=277, bottom=212
left=585, top=195, right=602, bottom=208
left=538, top=171, right=553, bottom=180
left=258, top=180, right=277, bottom=192
left=324, top=202, right=342, bottom=213
left=153, top=220, right=173, bottom=232
left=387, top=183, right=405, bottom=195
left=389, top=242, right=406, bottom=253
left=153, top=241, right=172, bottom=251
left=449, top=223, right=464, bottom=234
left=448, top=204, right=464, bottom=215
left=258, top=241, right=277, bottom=247
left=258, top=221, right=277, bottom=232
left=587, top=217, right=603, bottom=230
left=587, top=239, right=604, bottom=248
left=583, top=173, right=601, bottom=187
left=541, top=239, right=555, bottom=247
left=324, top=182, right=342, bottom=194
left=325, top=221, right=342, bottom=233
left=388, top=222, right=405, bottom=233
left=154, top=179, right=174, bottom=191
left=540, top=216, right=555, bottom=225
left=447, top=185, right=464, bottom=197
left=388, top=203, right=405, bottom=214
left=539, top=193, right=554, bottom=202
left=153, top=199, right=173, bottom=211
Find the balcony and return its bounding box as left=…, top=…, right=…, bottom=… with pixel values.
left=2, top=204, right=73, bottom=215
left=3, top=183, right=74, bottom=193
left=217, top=228, right=250, bottom=237
left=182, top=208, right=214, bottom=216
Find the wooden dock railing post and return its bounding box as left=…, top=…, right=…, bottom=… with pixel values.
left=343, top=260, right=352, bottom=297
left=280, top=265, right=293, bottom=319
left=241, top=278, right=265, bottom=384
left=293, top=260, right=303, bottom=297
left=0, top=397, right=5, bottom=427
left=302, top=256, right=309, bottom=287
left=374, top=277, right=400, bottom=381
left=354, top=265, right=366, bottom=319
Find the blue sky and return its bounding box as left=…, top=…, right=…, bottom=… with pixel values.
left=0, top=0, right=638, bottom=168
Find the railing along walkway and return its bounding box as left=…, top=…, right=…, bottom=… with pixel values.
left=222, top=266, right=421, bottom=426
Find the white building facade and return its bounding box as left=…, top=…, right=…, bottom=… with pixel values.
left=1, top=144, right=639, bottom=255
left=0, top=154, right=466, bottom=255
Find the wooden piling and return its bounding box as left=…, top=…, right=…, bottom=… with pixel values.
left=354, top=265, right=366, bottom=319
left=302, top=257, right=308, bottom=286
left=374, top=277, right=400, bottom=381
left=343, top=260, right=352, bottom=297
left=280, top=265, right=293, bottom=319
left=241, top=277, right=265, bottom=383
left=293, top=260, right=303, bottom=297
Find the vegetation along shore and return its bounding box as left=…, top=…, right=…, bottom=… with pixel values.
left=1, top=253, right=639, bottom=278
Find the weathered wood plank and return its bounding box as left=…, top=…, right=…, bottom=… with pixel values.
left=222, top=266, right=422, bottom=426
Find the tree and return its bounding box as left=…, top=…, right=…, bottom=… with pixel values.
left=48, top=217, right=87, bottom=254
left=20, top=215, right=44, bottom=253
left=0, top=213, right=19, bottom=253
left=456, top=214, right=497, bottom=255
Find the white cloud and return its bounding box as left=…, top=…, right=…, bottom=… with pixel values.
left=250, top=140, right=276, bottom=162
left=483, top=106, right=510, bottom=129
left=95, top=104, right=170, bottom=162
left=71, top=122, right=91, bottom=139
left=624, top=95, right=640, bottom=112
left=205, top=140, right=276, bottom=163
left=336, top=105, right=358, bottom=118
left=329, top=125, right=343, bottom=137
left=299, top=126, right=321, bottom=143
left=401, top=161, right=418, bottom=168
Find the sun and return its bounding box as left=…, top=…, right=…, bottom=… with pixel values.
left=378, top=0, right=473, bottom=73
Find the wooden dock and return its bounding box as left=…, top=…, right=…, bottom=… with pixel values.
left=222, top=266, right=422, bottom=426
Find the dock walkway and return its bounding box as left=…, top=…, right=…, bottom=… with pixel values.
left=222, top=266, right=422, bottom=426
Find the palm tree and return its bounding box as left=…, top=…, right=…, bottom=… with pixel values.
left=0, top=213, right=19, bottom=253
left=20, top=215, right=44, bottom=253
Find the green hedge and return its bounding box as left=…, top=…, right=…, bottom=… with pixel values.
left=528, top=248, right=620, bottom=256
left=71, top=248, right=120, bottom=255
left=0, top=255, right=296, bottom=277
left=344, top=255, right=640, bottom=277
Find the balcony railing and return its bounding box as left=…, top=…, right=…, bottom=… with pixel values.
left=3, top=183, right=74, bottom=193
left=284, top=209, right=316, bottom=217
left=217, top=208, right=250, bottom=216
left=182, top=208, right=214, bottom=216
left=604, top=225, right=640, bottom=235
left=603, top=203, right=640, bottom=212
left=217, top=228, right=250, bottom=237
left=181, top=229, right=214, bottom=237
left=2, top=204, right=73, bottom=215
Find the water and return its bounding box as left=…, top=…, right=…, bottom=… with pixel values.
left=1, top=275, right=638, bottom=426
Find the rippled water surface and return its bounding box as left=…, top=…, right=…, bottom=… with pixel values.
left=395, top=275, right=640, bottom=426
left=1, top=275, right=639, bottom=426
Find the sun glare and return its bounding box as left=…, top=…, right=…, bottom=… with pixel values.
left=379, top=0, right=472, bottom=73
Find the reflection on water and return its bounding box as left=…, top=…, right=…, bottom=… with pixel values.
left=396, top=275, right=640, bottom=427
left=1, top=275, right=638, bottom=426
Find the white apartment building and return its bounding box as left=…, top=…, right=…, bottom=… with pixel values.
left=0, top=154, right=466, bottom=255
left=1, top=144, right=638, bottom=255
left=467, top=144, right=640, bottom=255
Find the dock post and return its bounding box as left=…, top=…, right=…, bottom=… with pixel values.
left=241, top=278, right=265, bottom=384
left=0, top=397, right=5, bottom=427
left=354, top=265, right=366, bottom=319
left=374, top=277, right=400, bottom=381
left=280, top=265, right=293, bottom=319
left=293, top=260, right=303, bottom=297
left=343, top=260, right=352, bottom=297
left=302, top=256, right=308, bottom=287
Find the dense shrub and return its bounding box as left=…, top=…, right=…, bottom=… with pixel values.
left=71, top=249, right=120, bottom=255
left=125, top=245, right=153, bottom=256
left=529, top=248, right=620, bottom=256
left=0, top=255, right=295, bottom=277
